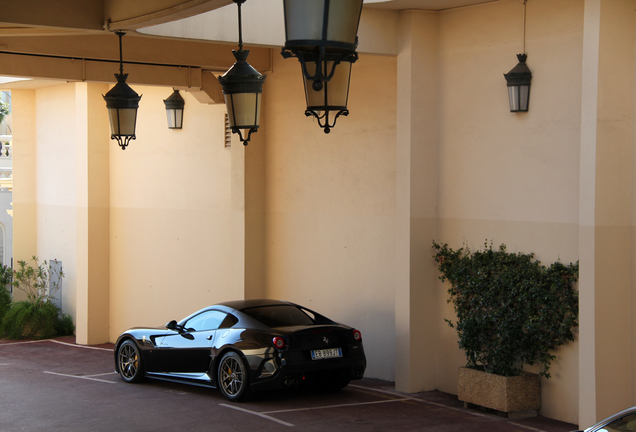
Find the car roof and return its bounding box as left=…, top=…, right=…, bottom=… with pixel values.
left=216, top=299, right=294, bottom=311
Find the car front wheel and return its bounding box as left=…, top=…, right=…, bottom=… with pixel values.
left=217, top=351, right=251, bottom=401
left=117, top=340, right=145, bottom=383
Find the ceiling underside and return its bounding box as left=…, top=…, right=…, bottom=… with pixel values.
left=0, top=0, right=496, bottom=37
left=364, top=0, right=498, bottom=10
left=0, top=0, right=497, bottom=90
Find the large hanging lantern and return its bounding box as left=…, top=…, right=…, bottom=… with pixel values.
left=218, top=0, right=266, bottom=146
left=103, top=31, right=142, bottom=150
left=282, top=0, right=362, bottom=87
left=281, top=0, right=362, bottom=132
left=504, top=54, right=532, bottom=112
left=164, top=89, right=185, bottom=129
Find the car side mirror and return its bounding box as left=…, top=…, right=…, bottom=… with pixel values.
left=166, top=320, right=178, bottom=330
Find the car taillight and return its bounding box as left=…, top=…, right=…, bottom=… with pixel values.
left=272, top=336, right=287, bottom=350
left=353, top=329, right=362, bottom=342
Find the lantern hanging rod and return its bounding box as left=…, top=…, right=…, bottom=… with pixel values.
left=522, top=0, right=527, bottom=54
left=235, top=0, right=246, bottom=51
left=116, top=31, right=125, bottom=75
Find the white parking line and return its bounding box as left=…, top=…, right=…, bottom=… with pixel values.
left=86, top=372, right=118, bottom=378
left=43, top=371, right=117, bottom=384
left=219, top=387, right=414, bottom=427
left=0, top=340, right=50, bottom=347
left=49, top=340, right=112, bottom=352
left=0, top=339, right=112, bottom=352
left=350, top=384, right=492, bottom=418
left=220, top=403, right=295, bottom=427
left=263, top=397, right=412, bottom=414
left=349, top=385, right=556, bottom=432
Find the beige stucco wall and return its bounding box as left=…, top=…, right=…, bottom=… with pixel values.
left=262, top=52, right=398, bottom=381
left=34, top=84, right=80, bottom=317
left=109, top=86, right=247, bottom=339
left=435, top=0, right=583, bottom=423
left=11, top=89, right=37, bottom=304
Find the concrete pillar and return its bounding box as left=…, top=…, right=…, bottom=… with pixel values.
left=395, top=10, right=439, bottom=393
left=227, top=113, right=265, bottom=301
left=579, top=0, right=635, bottom=426
left=244, top=106, right=266, bottom=301
left=75, top=82, right=110, bottom=345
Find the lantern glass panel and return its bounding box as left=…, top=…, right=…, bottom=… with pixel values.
left=166, top=108, right=183, bottom=129
left=284, top=0, right=361, bottom=46
left=304, top=60, right=351, bottom=109
left=326, top=0, right=362, bottom=45
left=508, top=86, right=519, bottom=111
left=225, top=92, right=261, bottom=128
left=284, top=0, right=324, bottom=43
left=108, top=107, right=137, bottom=136
left=508, top=85, right=529, bottom=112
left=518, top=85, right=529, bottom=111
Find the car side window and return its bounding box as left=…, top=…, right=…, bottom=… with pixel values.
left=219, top=314, right=238, bottom=329
left=184, top=310, right=227, bottom=332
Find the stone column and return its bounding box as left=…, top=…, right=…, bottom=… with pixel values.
left=395, top=10, right=439, bottom=393
left=75, top=82, right=111, bottom=345
left=579, top=0, right=635, bottom=426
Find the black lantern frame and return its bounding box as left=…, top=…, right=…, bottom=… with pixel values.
left=504, top=53, right=532, bottom=112
left=103, top=31, right=142, bottom=150
left=164, top=89, right=185, bottom=129
left=218, top=0, right=266, bottom=146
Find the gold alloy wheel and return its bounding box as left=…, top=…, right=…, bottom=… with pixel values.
left=220, top=355, right=244, bottom=396
left=118, top=342, right=139, bottom=380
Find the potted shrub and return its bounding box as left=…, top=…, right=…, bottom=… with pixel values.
left=432, top=241, right=578, bottom=417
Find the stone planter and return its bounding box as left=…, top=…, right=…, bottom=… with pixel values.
left=457, top=367, right=540, bottom=418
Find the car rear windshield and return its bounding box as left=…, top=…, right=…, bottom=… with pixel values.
left=242, top=305, right=317, bottom=328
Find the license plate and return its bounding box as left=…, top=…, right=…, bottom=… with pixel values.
left=311, top=348, right=342, bottom=360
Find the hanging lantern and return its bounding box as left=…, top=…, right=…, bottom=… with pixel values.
left=281, top=0, right=362, bottom=132
left=504, top=55, right=532, bottom=112
left=218, top=0, right=266, bottom=145
left=103, top=31, right=142, bottom=150
left=164, top=90, right=185, bottom=129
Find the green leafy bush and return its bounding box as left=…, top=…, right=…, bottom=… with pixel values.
left=55, top=312, right=75, bottom=336
left=0, top=265, right=13, bottom=324
left=1, top=301, right=61, bottom=339
left=0, top=257, right=74, bottom=340
left=432, top=241, right=579, bottom=378
left=0, top=285, right=10, bottom=325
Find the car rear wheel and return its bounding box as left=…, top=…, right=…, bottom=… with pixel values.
left=117, top=340, right=145, bottom=383
left=218, top=351, right=251, bottom=401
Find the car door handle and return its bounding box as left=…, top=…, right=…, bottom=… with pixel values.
left=206, top=335, right=214, bottom=340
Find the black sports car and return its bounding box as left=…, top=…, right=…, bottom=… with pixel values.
left=114, top=299, right=366, bottom=401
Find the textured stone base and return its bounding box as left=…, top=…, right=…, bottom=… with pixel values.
left=458, top=367, right=540, bottom=416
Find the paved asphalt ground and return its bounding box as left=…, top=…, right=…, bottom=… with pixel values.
left=0, top=336, right=578, bottom=432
